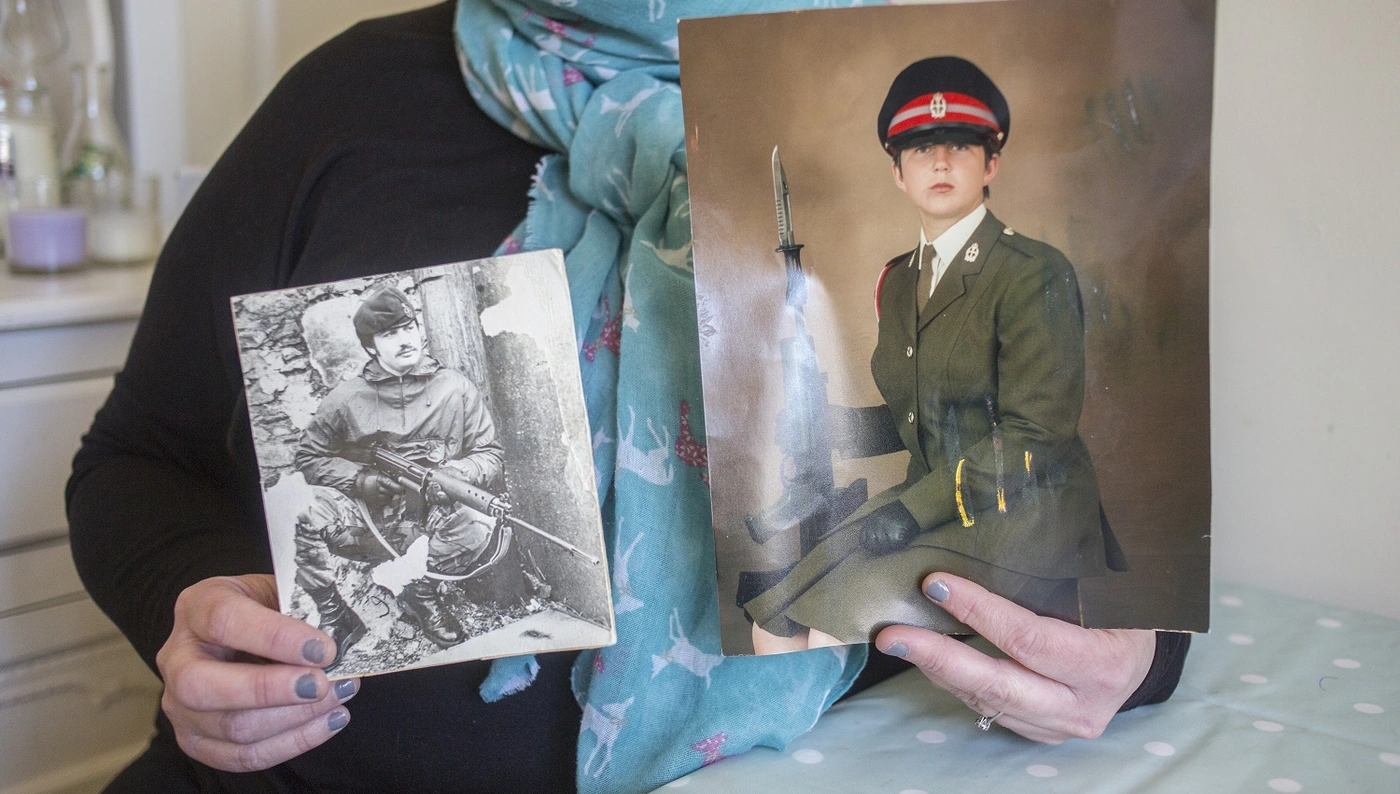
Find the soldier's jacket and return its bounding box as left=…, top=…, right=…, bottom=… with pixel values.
left=295, top=354, right=504, bottom=496
left=860, top=210, right=1126, bottom=580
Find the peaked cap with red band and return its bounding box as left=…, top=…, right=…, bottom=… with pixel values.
left=878, top=56, right=1010, bottom=154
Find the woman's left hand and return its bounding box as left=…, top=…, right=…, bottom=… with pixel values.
left=875, top=573, right=1156, bottom=744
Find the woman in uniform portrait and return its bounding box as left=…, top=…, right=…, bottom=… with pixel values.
left=746, top=56, right=1126, bottom=653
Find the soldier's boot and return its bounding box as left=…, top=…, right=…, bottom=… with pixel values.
left=398, top=578, right=462, bottom=648
left=305, top=585, right=368, bottom=664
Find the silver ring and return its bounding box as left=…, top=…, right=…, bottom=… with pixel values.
left=976, top=711, right=1003, bottom=731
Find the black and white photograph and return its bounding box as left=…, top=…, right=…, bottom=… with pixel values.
left=680, top=0, right=1213, bottom=655
left=231, top=250, right=614, bottom=677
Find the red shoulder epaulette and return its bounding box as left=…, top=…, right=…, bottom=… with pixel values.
left=873, top=252, right=911, bottom=319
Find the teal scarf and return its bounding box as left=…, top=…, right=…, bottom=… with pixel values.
left=455, top=1, right=869, bottom=791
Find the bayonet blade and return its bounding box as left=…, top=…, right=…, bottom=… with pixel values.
left=772, top=146, right=796, bottom=249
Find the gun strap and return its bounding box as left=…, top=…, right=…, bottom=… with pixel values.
left=352, top=498, right=402, bottom=560
left=351, top=497, right=488, bottom=582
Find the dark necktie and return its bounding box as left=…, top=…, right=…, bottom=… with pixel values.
left=917, top=243, right=937, bottom=314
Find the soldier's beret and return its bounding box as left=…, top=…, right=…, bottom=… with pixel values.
left=878, top=56, right=1010, bottom=154
left=353, top=284, right=416, bottom=345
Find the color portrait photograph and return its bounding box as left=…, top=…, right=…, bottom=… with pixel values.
left=680, top=0, right=1214, bottom=655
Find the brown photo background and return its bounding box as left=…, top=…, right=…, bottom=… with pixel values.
left=680, top=0, right=1213, bottom=653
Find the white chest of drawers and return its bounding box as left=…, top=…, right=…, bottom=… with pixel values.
left=0, top=267, right=163, bottom=794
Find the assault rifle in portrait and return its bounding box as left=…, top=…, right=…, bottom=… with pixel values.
left=370, top=445, right=602, bottom=567
left=744, top=147, right=902, bottom=557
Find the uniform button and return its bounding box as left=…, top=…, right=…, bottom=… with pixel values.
left=906, top=346, right=914, bottom=357
left=907, top=412, right=915, bottom=424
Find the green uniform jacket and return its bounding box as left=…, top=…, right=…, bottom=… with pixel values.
left=859, top=210, right=1125, bottom=580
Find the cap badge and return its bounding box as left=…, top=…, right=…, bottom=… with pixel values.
left=929, top=92, right=948, bottom=119
left=964, top=243, right=979, bottom=262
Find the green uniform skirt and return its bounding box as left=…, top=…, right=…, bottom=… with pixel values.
left=744, top=519, right=1081, bottom=644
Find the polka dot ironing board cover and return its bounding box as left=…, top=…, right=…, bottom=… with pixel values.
left=653, top=583, right=1400, bottom=793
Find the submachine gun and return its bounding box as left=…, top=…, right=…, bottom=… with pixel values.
left=370, top=445, right=602, bottom=567
left=744, top=148, right=898, bottom=556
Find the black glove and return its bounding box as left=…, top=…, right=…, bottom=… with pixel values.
left=355, top=469, right=404, bottom=507
left=424, top=480, right=454, bottom=507
left=858, top=500, right=921, bottom=555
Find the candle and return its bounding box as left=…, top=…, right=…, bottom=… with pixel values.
left=7, top=207, right=86, bottom=272
left=89, top=210, right=157, bottom=263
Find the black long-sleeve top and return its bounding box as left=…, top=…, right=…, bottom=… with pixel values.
left=66, top=4, right=1186, bottom=791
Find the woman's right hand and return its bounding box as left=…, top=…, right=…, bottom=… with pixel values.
left=155, top=574, right=360, bottom=771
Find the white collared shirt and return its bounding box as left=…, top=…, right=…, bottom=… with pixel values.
left=916, top=203, right=987, bottom=298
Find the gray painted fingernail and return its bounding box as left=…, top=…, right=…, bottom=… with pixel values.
left=295, top=673, right=318, bottom=700
left=333, top=679, right=358, bottom=701
left=926, top=579, right=951, bottom=603
left=302, top=639, right=327, bottom=665
left=882, top=641, right=908, bottom=658
left=327, top=710, right=349, bottom=732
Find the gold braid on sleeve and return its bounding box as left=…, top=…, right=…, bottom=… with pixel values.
left=956, top=458, right=975, bottom=527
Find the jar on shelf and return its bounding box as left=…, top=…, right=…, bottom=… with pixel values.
left=5, top=173, right=87, bottom=273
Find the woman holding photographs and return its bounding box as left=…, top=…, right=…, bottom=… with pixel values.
left=67, top=4, right=1185, bottom=791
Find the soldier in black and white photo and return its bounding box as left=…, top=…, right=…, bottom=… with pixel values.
left=292, top=283, right=512, bottom=661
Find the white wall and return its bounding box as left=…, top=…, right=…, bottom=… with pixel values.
left=1210, top=0, right=1400, bottom=618
left=118, top=0, right=1400, bottom=620
left=120, top=0, right=433, bottom=223
left=177, top=0, right=436, bottom=167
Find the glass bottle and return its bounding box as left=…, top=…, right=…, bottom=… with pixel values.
left=63, top=62, right=160, bottom=264
left=0, top=0, right=64, bottom=191
left=1, top=0, right=69, bottom=95
left=61, top=62, right=130, bottom=196
left=0, top=87, right=58, bottom=194
left=0, top=0, right=66, bottom=249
